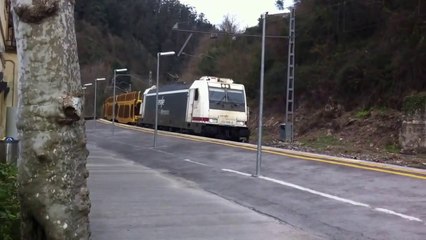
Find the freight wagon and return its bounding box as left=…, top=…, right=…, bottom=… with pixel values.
left=103, top=91, right=142, bottom=124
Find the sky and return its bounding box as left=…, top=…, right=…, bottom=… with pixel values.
left=179, top=0, right=293, bottom=29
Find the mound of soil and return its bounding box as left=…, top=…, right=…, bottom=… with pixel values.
left=248, top=103, right=426, bottom=169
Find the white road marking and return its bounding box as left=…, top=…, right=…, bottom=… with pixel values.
left=258, top=175, right=370, bottom=208
left=184, top=159, right=209, bottom=166
left=374, top=208, right=423, bottom=222
left=222, top=168, right=424, bottom=223
left=222, top=169, right=252, bottom=177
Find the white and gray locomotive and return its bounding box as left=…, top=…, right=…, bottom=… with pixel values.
left=139, top=76, right=250, bottom=142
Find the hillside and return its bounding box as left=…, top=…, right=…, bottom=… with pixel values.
left=75, top=0, right=214, bottom=114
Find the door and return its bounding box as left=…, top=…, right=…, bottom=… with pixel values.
left=186, top=89, right=194, bottom=122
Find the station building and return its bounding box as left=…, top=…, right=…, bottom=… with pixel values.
left=0, top=0, right=17, bottom=139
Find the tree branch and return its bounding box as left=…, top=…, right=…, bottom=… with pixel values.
left=59, top=95, right=82, bottom=124
left=14, top=0, right=60, bottom=24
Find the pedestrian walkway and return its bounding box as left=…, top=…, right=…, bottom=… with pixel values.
left=87, top=142, right=322, bottom=240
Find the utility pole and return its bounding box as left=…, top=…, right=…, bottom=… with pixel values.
left=285, top=6, right=296, bottom=142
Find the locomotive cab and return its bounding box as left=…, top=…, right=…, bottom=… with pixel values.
left=187, top=76, right=250, bottom=141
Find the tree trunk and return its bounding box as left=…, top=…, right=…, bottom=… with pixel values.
left=11, top=0, right=91, bottom=239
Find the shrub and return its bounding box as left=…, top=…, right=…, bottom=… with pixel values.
left=385, top=143, right=401, bottom=154
left=402, top=92, right=426, bottom=115
left=355, top=109, right=371, bottom=119
left=0, top=163, right=20, bottom=240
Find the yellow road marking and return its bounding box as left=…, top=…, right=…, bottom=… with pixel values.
left=97, top=120, right=426, bottom=180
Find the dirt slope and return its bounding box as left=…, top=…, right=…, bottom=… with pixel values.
left=248, top=103, right=426, bottom=169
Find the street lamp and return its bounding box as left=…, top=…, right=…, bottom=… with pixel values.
left=154, top=51, right=175, bottom=148
left=112, top=68, right=128, bottom=134
left=82, top=83, right=93, bottom=119
left=255, top=12, right=268, bottom=177
left=94, top=78, right=106, bottom=120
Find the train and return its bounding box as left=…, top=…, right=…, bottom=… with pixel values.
left=103, top=91, right=142, bottom=124
left=103, top=76, right=250, bottom=142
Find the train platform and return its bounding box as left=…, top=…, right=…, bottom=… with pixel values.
left=87, top=135, right=322, bottom=240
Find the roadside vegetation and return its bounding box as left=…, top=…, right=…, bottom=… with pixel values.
left=300, top=136, right=342, bottom=151
left=0, top=163, right=20, bottom=240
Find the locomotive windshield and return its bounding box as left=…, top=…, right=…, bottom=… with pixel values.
left=208, top=87, right=246, bottom=112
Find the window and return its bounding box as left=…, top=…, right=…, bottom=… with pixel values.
left=208, top=87, right=245, bottom=112
left=194, top=89, right=199, bottom=101
left=135, top=102, right=141, bottom=116
left=124, top=105, right=130, bottom=118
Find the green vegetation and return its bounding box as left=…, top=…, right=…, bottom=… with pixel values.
left=0, top=163, right=20, bottom=240
left=385, top=144, right=401, bottom=154
left=192, top=0, right=426, bottom=111
left=355, top=109, right=371, bottom=119
left=301, top=135, right=341, bottom=150
left=75, top=0, right=214, bottom=86
left=402, top=92, right=426, bottom=114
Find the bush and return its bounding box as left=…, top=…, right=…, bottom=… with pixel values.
left=355, top=109, right=371, bottom=119
left=0, top=163, right=20, bottom=240
left=402, top=92, right=426, bottom=115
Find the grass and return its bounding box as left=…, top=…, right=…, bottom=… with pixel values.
left=355, top=109, right=371, bottom=119
left=385, top=144, right=401, bottom=154
left=301, top=135, right=341, bottom=150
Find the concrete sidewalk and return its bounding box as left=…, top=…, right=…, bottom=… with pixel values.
left=87, top=142, right=323, bottom=240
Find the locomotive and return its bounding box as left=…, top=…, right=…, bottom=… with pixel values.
left=139, top=76, right=250, bottom=142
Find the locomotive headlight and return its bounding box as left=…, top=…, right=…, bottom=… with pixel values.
left=236, top=120, right=245, bottom=126
left=209, top=118, right=218, bottom=123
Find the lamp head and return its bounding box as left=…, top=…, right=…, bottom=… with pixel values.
left=159, top=51, right=175, bottom=56
left=115, top=68, right=127, bottom=73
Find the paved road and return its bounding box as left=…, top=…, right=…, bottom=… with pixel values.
left=88, top=143, right=319, bottom=239
left=88, top=120, right=426, bottom=240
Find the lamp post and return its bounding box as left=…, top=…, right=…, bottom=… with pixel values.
left=154, top=51, right=175, bottom=148
left=255, top=12, right=267, bottom=177
left=94, top=78, right=106, bottom=120
left=83, top=83, right=93, bottom=119
left=112, top=68, right=128, bottom=134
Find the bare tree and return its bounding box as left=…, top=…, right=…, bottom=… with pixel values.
left=11, top=0, right=91, bottom=239
left=276, top=0, right=285, bottom=10
left=219, top=14, right=239, bottom=34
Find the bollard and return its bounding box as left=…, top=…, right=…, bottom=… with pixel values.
left=279, top=123, right=286, bottom=141
left=0, top=137, right=20, bottom=165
